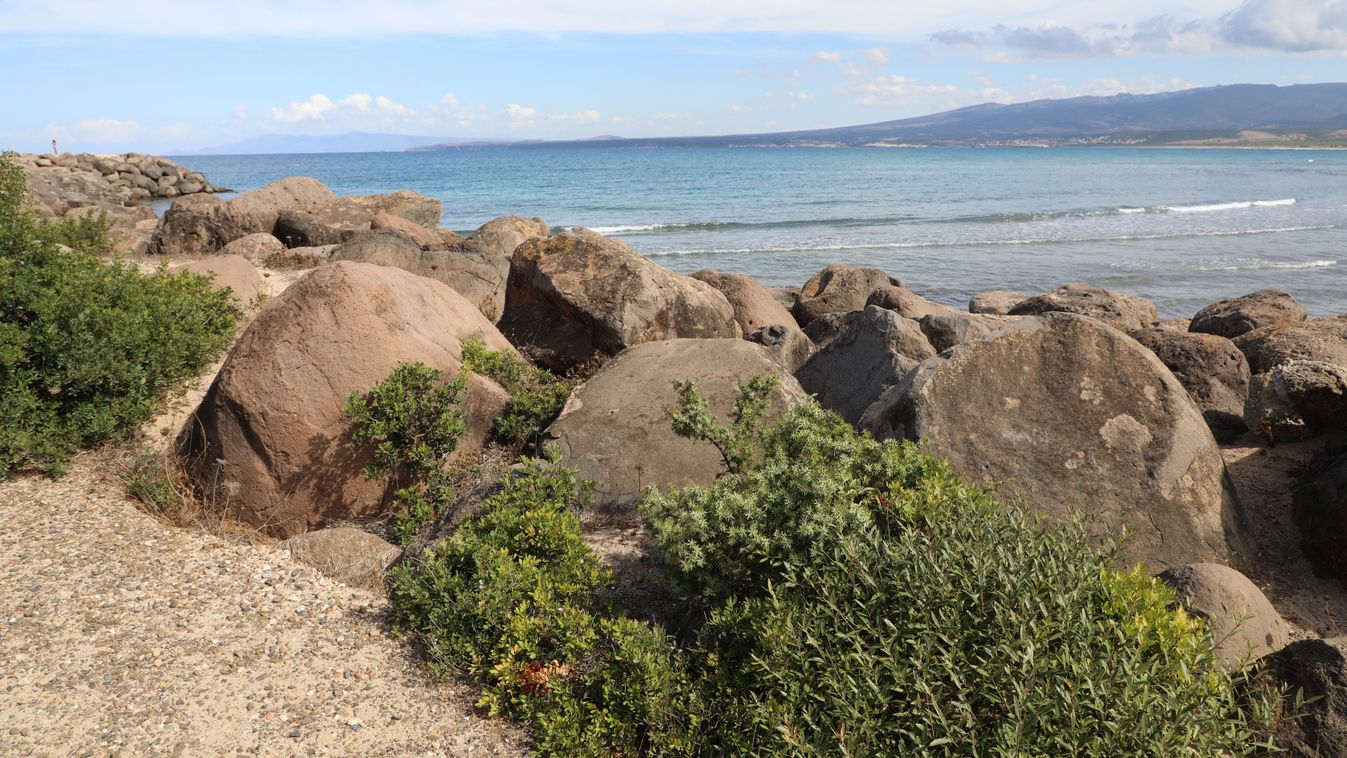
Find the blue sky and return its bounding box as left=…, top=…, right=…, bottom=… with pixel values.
left=2, top=0, right=1345, bottom=152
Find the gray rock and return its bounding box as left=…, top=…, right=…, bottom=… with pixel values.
left=748, top=323, right=817, bottom=374
left=792, top=264, right=901, bottom=326
left=1234, top=316, right=1347, bottom=375
left=546, top=338, right=806, bottom=517
left=860, top=313, right=1249, bottom=570
left=280, top=528, right=400, bottom=592
left=1190, top=288, right=1308, bottom=339
left=1245, top=360, right=1347, bottom=442
left=919, top=313, right=993, bottom=353
left=969, top=290, right=1027, bottom=315
left=1132, top=327, right=1251, bottom=443
left=795, top=305, right=935, bottom=425
left=1259, top=636, right=1347, bottom=757
left=1157, top=563, right=1289, bottom=668
left=498, top=231, right=739, bottom=371
left=1293, top=449, right=1347, bottom=588
left=1008, top=282, right=1158, bottom=332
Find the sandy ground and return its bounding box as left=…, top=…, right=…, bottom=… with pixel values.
left=0, top=456, right=526, bottom=757
left=1223, top=433, right=1347, bottom=639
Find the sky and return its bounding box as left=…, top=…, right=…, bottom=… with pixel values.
left=2, top=0, right=1346, bottom=152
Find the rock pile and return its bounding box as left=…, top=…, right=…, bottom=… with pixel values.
left=14, top=151, right=223, bottom=202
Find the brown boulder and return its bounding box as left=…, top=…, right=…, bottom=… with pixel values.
left=149, top=177, right=335, bottom=256
left=1190, top=288, right=1308, bottom=339
left=180, top=261, right=515, bottom=537
left=768, top=286, right=801, bottom=312
left=860, top=313, right=1249, bottom=570
left=1156, top=563, right=1290, bottom=667
left=546, top=339, right=806, bottom=517
left=866, top=284, right=961, bottom=320
left=918, top=313, right=993, bottom=353
left=273, top=191, right=444, bottom=248
left=969, top=290, right=1026, bottom=315
left=1246, top=361, right=1347, bottom=442
left=1008, top=282, right=1158, bottom=331
left=795, top=306, right=936, bottom=425
left=748, top=324, right=817, bottom=374
left=370, top=212, right=465, bottom=250
left=169, top=255, right=267, bottom=309
left=279, top=528, right=400, bottom=592
left=791, top=264, right=901, bottom=326
left=690, top=269, right=797, bottom=335
left=1294, top=449, right=1347, bottom=588
left=219, top=232, right=285, bottom=265
left=1132, top=327, right=1251, bottom=442
left=498, top=231, right=739, bottom=371
left=1234, top=316, right=1347, bottom=375
left=1259, top=636, right=1347, bottom=757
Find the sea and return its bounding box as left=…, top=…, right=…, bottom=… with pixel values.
left=172, top=146, right=1347, bottom=319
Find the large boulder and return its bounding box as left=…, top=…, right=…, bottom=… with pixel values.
left=546, top=339, right=806, bottom=517
left=690, top=269, right=798, bottom=335
left=860, top=313, right=1249, bottom=570
left=1245, top=361, right=1347, bottom=442
left=179, top=261, right=515, bottom=537
left=279, top=528, right=400, bottom=592
left=219, top=232, right=285, bottom=265
left=795, top=306, right=936, bottom=425
left=1156, top=563, right=1290, bottom=667
left=273, top=191, right=443, bottom=248
left=748, top=324, right=817, bottom=374
left=969, top=290, right=1026, bottom=315
left=149, top=177, right=335, bottom=256
left=1190, top=288, right=1308, bottom=339
left=1234, top=316, right=1347, bottom=375
left=169, top=255, right=267, bottom=308
left=370, top=212, right=464, bottom=250
left=439, top=216, right=552, bottom=320
left=1259, top=636, right=1347, bottom=756
left=918, top=313, right=994, bottom=353
left=1132, top=327, right=1251, bottom=442
left=1292, top=449, right=1347, bottom=586
left=866, top=284, right=961, bottom=321
left=1008, top=282, right=1158, bottom=332
left=498, top=231, right=739, bottom=371
left=791, top=264, right=901, bottom=326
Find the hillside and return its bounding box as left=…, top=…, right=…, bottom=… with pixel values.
left=414, top=83, right=1347, bottom=149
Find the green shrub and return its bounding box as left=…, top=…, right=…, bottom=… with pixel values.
left=0, top=152, right=240, bottom=476
left=390, top=460, right=701, bottom=755
left=461, top=338, right=586, bottom=449
left=344, top=362, right=466, bottom=544
left=646, top=383, right=1276, bottom=755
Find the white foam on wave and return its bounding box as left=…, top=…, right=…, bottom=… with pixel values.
left=1160, top=198, right=1296, bottom=214
left=647, top=224, right=1334, bottom=256
left=585, top=224, right=664, bottom=234
left=1116, top=207, right=1147, bottom=214
left=1197, top=259, right=1337, bottom=272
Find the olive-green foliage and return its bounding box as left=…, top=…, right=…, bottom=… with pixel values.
left=0, top=152, right=240, bottom=477
left=461, top=338, right=583, bottom=449
left=344, top=362, right=466, bottom=544
left=646, top=383, right=1275, bottom=755
left=389, top=460, right=701, bottom=755
left=669, top=375, right=779, bottom=476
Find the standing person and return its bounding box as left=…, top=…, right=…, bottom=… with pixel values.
left=50, top=138, right=57, bottom=155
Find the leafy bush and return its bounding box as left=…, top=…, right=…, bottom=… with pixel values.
left=389, top=460, right=701, bottom=755
left=461, top=338, right=588, bottom=449
left=645, top=383, right=1276, bottom=755
left=0, top=152, right=240, bottom=476
left=344, top=362, right=466, bottom=543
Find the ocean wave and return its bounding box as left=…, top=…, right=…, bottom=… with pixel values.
left=1192, top=258, right=1336, bottom=272
left=645, top=225, right=1335, bottom=256
left=954, top=198, right=1298, bottom=223
left=1160, top=198, right=1297, bottom=214
left=572, top=215, right=919, bottom=235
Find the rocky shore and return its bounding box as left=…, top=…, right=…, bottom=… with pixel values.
left=8, top=170, right=1347, bottom=753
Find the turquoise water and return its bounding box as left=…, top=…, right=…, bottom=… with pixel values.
left=174, top=147, right=1347, bottom=318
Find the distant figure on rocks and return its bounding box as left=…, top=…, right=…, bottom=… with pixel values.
left=50, top=138, right=57, bottom=155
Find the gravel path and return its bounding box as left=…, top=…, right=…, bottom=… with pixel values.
left=0, top=456, right=525, bottom=757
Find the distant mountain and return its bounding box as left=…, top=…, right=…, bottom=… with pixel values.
left=190, top=131, right=504, bottom=155
left=417, top=83, right=1347, bottom=150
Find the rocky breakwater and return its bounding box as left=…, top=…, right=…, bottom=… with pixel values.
left=14, top=151, right=224, bottom=255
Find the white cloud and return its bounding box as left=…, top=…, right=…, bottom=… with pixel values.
left=860, top=47, right=890, bottom=66
left=505, top=104, right=539, bottom=123
left=71, top=118, right=141, bottom=141
left=1220, top=0, right=1347, bottom=51
left=810, top=50, right=842, bottom=63
left=839, top=75, right=965, bottom=107
left=268, top=92, right=416, bottom=124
